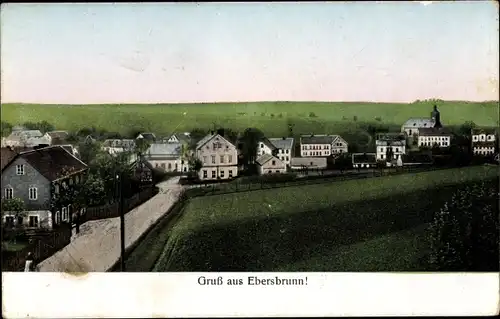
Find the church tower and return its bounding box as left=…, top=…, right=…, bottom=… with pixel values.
left=431, top=105, right=442, bottom=128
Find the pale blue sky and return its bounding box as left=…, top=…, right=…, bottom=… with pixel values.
left=1, top=2, right=498, bottom=104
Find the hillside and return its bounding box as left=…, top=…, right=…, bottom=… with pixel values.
left=1, top=101, right=498, bottom=137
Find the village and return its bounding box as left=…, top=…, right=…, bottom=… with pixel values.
left=0, top=104, right=499, bottom=271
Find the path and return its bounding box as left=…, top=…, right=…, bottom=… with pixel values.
left=37, top=177, right=184, bottom=272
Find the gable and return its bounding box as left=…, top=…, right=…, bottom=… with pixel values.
left=331, top=136, right=348, bottom=146
left=197, top=134, right=236, bottom=151
left=1, top=157, right=50, bottom=184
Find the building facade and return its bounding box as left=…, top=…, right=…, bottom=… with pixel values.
left=196, top=134, right=238, bottom=180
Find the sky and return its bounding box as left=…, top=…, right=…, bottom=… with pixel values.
left=1, top=2, right=498, bottom=104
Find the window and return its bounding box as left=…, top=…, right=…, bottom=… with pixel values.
left=395, top=148, right=399, bottom=153
left=75, top=175, right=80, bottom=183
left=276, top=170, right=280, bottom=173
left=203, top=170, right=208, bottom=178
left=228, top=155, right=233, bottom=163
left=220, top=155, right=224, bottom=163
left=4, top=187, right=13, bottom=199
left=286, top=156, right=289, bottom=161
left=62, top=207, right=68, bottom=221
left=183, top=167, right=187, bottom=172
left=473, top=135, right=478, bottom=141
left=286, top=149, right=289, bottom=154
left=16, top=165, right=25, bottom=175
left=17, top=216, right=23, bottom=226
left=69, top=178, right=73, bottom=185
left=5, top=216, right=14, bottom=227
left=220, top=170, right=225, bottom=178
left=211, top=171, right=216, bottom=178
left=28, top=187, right=37, bottom=200
left=260, top=143, right=264, bottom=148
left=203, top=156, right=207, bottom=164
left=175, top=163, right=178, bottom=171
left=55, top=211, right=61, bottom=224
left=155, top=163, right=159, bottom=168
left=211, top=155, right=216, bottom=164
left=229, top=170, right=233, bottom=177
left=268, top=170, right=272, bottom=174
left=272, top=160, right=276, bottom=166
left=29, top=216, right=39, bottom=228
left=161, top=163, right=166, bottom=169
left=381, top=154, right=384, bottom=159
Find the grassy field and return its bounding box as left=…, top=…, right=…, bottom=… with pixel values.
left=129, top=166, right=499, bottom=272
left=2, top=101, right=498, bottom=137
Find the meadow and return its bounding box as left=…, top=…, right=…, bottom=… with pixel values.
left=2, top=101, right=498, bottom=137
left=122, top=166, right=499, bottom=272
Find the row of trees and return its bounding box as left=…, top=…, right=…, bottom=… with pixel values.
left=428, top=180, right=499, bottom=271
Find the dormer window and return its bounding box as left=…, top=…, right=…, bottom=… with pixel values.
left=473, top=135, right=478, bottom=141
left=480, top=134, right=486, bottom=141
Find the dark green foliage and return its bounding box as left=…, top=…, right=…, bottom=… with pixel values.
left=429, top=179, right=499, bottom=271
left=240, top=128, right=265, bottom=169
left=22, top=120, right=55, bottom=133
left=1, top=121, right=12, bottom=137
left=309, top=112, right=317, bottom=118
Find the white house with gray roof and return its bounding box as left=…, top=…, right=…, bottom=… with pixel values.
left=195, top=133, right=238, bottom=180
left=300, top=134, right=348, bottom=157
left=257, top=137, right=295, bottom=167
left=4, top=130, right=44, bottom=147
left=102, top=139, right=136, bottom=155
left=376, top=133, right=406, bottom=163
left=256, top=153, right=287, bottom=175
left=145, top=142, right=186, bottom=172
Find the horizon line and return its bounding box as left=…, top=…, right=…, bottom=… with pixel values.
left=1, top=100, right=499, bottom=106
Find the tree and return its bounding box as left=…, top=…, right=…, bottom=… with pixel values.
left=458, top=121, right=476, bottom=136
left=188, top=157, right=203, bottom=178
left=240, top=128, right=265, bottom=170
left=1, top=121, right=12, bottom=137
left=21, top=121, right=54, bottom=133
left=1, top=198, right=26, bottom=220
left=77, top=141, right=102, bottom=165
left=135, top=138, right=150, bottom=156
left=429, top=181, right=499, bottom=271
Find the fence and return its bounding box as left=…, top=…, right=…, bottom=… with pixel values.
left=2, top=224, right=72, bottom=271
left=77, top=186, right=158, bottom=225
left=183, top=165, right=462, bottom=198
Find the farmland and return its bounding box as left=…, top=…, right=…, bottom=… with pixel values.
left=123, top=165, right=499, bottom=272
left=1, top=100, right=498, bottom=137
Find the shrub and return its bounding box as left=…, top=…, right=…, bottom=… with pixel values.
left=353, top=115, right=358, bottom=122
left=309, top=112, right=317, bottom=118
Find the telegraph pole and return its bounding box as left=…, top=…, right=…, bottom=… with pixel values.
left=116, top=172, right=125, bottom=271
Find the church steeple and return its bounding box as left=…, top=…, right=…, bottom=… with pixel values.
left=431, top=105, right=442, bottom=128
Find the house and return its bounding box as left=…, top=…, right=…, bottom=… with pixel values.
left=471, top=128, right=497, bottom=156
left=376, top=133, right=406, bottom=162
left=136, top=132, right=156, bottom=143
left=352, top=153, right=377, bottom=168
left=144, top=143, right=186, bottom=173
left=401, top=105, right=442, bottom=137
left=290, top=157, right=327, bottom=170
left=256, top=154, right=287, bottom=175
left=130, top=156, right=154, bottom=184
left=417, top=128, right=452, bottom=148
left=257, top=137, right=295, bottom=167
left=195, top=133, right=238, bottom=180
left=164, top=132, right=191, bottom=145
left=1, top=146, right=88, bottom=229
left=102, top=139, right=136, bottom=155
left=300, top=134, right=348, bottom=157
left=4, top=130, right=44, bottom=147
left=44, top=130, right=70, bottom=145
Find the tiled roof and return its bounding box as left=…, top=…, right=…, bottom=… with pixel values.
left=10, top=146, right=88, bottom=181
left=402, top=118, right=435, bottom=128
left=102, top=139, right=136, bottom=149
left=418, top=128, right=452, bottom=136
left=146, top=143, right=182, bottom=157
left=196, top=134, right=215, bottom=149
left=137, top=133, right=156, bottom=141
left=471, top=128, right=498, bottom=135
left=45, top=131, right=69, bottom=140
left=300, top=135, right=334, bottom=145
left=268, top=137, right=294, bottom=150
left=290, top=157, right=327, bottom=167
left=256, top=153, right=275, bottom=166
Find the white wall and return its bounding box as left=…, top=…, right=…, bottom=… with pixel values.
left=418, top=136, right=450, bottom=148
left=376, top=145, right=406, bottom=160
left=301, top=144, right=331, bottom=157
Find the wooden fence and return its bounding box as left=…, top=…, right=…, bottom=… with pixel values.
left=2, top=224, right=72, bottom=271
left=184, top=165, right=460, bottom=198
left=77, top=186, right=158, bottom=225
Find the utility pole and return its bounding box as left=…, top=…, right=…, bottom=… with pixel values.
left=116, top=172, right=125, bottom=271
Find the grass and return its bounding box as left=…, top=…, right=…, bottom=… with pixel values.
left=2, top=101, right=498, bottom=137
left=141, top=166, right=498, bottom=272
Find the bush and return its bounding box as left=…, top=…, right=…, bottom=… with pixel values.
left=309, top=112, right=317, bottom=118
left=375, top=116, right=382, bottom=122
left=353, top=115, right=358, bottom=122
